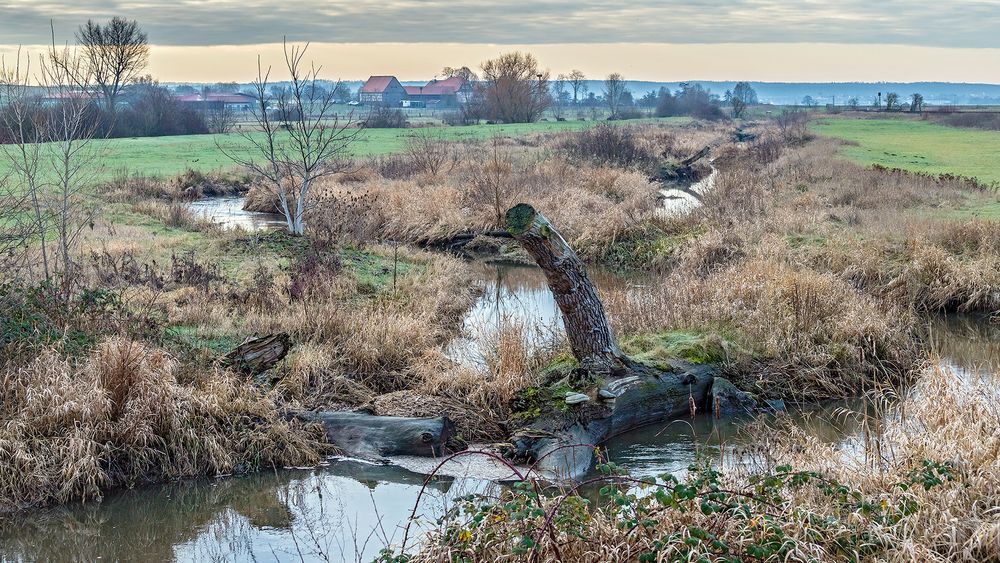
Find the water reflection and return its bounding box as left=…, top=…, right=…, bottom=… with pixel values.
left=445, top=262, right=638, bottom=368
left=0, top=460, right=490, bottom=563
left=188, top=196, right=286, bottom=231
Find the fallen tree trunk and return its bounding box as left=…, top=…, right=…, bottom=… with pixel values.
left=506, top=362, right=716, bottom=478
left=293, top=411, right=458, bottom=458
left=502, top=203, right=724, bottom=478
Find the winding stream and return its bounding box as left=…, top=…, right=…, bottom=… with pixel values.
left=3, top=259, right=994, bottom=562
left=2, top=198, right=992, bottom=561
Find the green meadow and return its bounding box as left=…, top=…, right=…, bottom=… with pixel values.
left=812, top=117, right=1000, bottom=186
left=0, top=117, right=689, bottom=184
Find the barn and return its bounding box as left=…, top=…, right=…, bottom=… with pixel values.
left=405, top=77, right=473, bottom=108
left=359, top=76, right=407, bottom=107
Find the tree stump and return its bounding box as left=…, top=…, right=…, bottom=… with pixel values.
left=220, top=333, right=292, bottom=374
left=505, top=203, right=632, bottom=376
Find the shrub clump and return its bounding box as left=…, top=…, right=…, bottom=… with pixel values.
left=560, top=123, right=659, bottom=171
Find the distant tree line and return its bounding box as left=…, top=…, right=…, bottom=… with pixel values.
left=1, top=17, right=210, bottom=144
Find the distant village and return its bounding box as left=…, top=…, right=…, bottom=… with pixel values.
left=28, top=74, right=473, bottom=117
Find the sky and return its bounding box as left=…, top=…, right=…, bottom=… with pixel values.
left=1, top=0, right=999, bottom=83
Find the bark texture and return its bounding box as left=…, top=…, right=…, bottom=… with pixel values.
left=505, top=203, right=629, bottom=376
left=502, top=203, right=728, bottom=478
left=506, top=362, right=716, bottom=478
left=220, top=333, right=292, bottom=374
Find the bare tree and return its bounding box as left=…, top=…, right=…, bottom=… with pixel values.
left=551, top=75, right=568, bottom=119
left=222, top=40, right=358, bottom=235
left=441, top=66, right=479, bottom=82
left=0, top=38, right=99, bottom=293
left=405, top=128, right=454, bottom=176
left=566, top=69, right=587, bottom=106
left=885, top=92, right=900, bottom=111
left=479, top=52, right=550, bottom=123
left=910, top=93, right=924, bottom=113
left=45, top=40, right=101, bottom=296
left=603, top=73, right=627, bottom=119
left=725, top=81, right=757, bottom=119
left=0, top=49, right=50, bottom=279
left=76, top=17, right=149, bottom=114
left=207, top=103, right=239, bottom=134
left=471, top=134, right=515, bottom=228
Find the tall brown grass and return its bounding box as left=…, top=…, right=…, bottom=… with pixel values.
left=0, top=338, right=322, bottom=511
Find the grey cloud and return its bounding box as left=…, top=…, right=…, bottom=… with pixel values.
left=1, top=0, right=998, bottom=48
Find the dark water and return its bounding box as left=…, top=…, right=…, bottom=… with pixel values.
left=1, top=265, right=995, bottom=562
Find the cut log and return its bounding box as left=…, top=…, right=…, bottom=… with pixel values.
left=505, top=203, right=631, bottom=376
left=293, top=411, right=458, bottom=458
left=679, top=145, right=711, bottom=167
left=220, top=333, right=291, bottom=374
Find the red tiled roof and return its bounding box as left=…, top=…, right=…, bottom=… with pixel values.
left=361, top=76, right=400, bottom=93
left=418, top=76, right=467, bottom=96
left=404, top=86, right=423, bottom=95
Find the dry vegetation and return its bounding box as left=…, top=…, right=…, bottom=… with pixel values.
left=0, top=169, right=477, bottom=509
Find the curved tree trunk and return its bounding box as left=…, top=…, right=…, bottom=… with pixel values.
left=505, top=203, right=631, bottom=376
left=502, top=203, right=730, bottom=478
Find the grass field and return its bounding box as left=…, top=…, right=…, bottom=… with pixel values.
left=811, top=117, right=1000, bottom=186
left=0, top=117, right=688, bottom=183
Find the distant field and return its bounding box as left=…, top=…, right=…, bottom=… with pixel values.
left=811, top=117, right=1000, bottom=186
left=0, top=117, right=688, bottom=184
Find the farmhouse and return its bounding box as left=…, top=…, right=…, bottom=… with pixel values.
left=360, top=75, right=473, bottom=107
left=404, top=77, right=474, bottom=107
left=359, top=76, right=407, bottom=107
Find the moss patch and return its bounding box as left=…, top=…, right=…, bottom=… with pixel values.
left=509, top=383, right=575, bottom=423
left=623, top=329, right=734, bottom=367
left=599, top=226, right=695, bottom=271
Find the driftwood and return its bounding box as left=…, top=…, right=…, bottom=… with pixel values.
left=220, top=333, right=291, bottom=374
left=294, top=411, right=458, bottom=458
left=503, top=204, right=727, bottom=477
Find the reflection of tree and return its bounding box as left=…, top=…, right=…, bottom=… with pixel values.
left=0, top=462, right=453, bottom=562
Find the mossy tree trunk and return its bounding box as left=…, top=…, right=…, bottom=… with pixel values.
left=505, top=203, right=631, bottom=376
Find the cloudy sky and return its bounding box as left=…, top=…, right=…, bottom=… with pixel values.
left=2, top=0, right=999, bottom=82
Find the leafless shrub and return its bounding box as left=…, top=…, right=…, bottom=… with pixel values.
left=404, top=129, right=455, bottom=176
left=560, top=123, right=659, bottom=172
left=364, top=105, right=408, bottom=129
